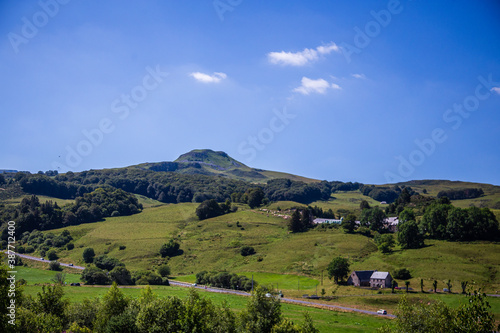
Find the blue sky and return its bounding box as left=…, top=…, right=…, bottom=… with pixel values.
left=1, top=0, right=499, bottom=185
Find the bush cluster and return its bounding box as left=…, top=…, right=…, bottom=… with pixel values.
left=195, top=271, right=257, bottom=291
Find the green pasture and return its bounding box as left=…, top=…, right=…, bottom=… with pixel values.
left=5, top=194, right=74, bottom=207
left=14, top=266, right=81, bottom=284
left=26, top=200, right=499, bottom=294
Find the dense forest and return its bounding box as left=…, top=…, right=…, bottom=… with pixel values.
left=436, top=188, right=484, bottom=200
left=11, top=170, right=406, bottom=205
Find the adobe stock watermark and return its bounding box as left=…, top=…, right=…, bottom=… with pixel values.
left=340, top=0, right=409, bottom=64
left=51, top=65, right=168, bottom=171
left=237, top=107, right=296, bottom=162
left=213, top=0, right=243, bottom=22
left=384, top=74, right=500, bottom=183
left=7, top=0, right=71, bottom=54
left=5, top=221, right=17, bottom=326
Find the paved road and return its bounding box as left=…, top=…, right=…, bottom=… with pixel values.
left=169, top=280, right=251, bottom=296
left=168, top=280, right=395, bottom=318
left=13, top=253, right=393, bottom=318
left=281, top=297, right=395, bottom=318
left=8, top=251, right=86, bottom=270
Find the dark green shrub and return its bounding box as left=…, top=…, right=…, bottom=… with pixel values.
left=104, top=311, right=138, bottom=333
left=49, top=261, right=62, bottom=271
left=94, top=255, right=124, bottom=271
left=133, top=271, right=163, bottom=285
left=81, top=267, right=110, bottom=285
left=159, top=239, right=180, bottom=258
left=47, top=249, right=58, bottom=261
left=240, top=246, right=256, bottom=256
left=109, top=266, right=134, bottom=285
left=157, top=265, right=171, bottom=277
left=83, top=247, right=95, bottom=263
left=393, top=268, right=412, bottom=280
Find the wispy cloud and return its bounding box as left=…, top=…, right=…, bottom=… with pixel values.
left=189, top=71, right=227, bottom=83
left=268, top=42, right=340, bottom=66
left=351, top=73, right=366, bottom=79
left=293, top=77, right=341, bottom=95
left=491, top=87, right=500, bottom=95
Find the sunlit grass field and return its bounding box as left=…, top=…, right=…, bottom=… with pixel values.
left=7, top=186, right=499, bottom=329
left=5, top=194, right=75, bottom=207
left=31, top=196, right=499, bottom=295
left=15, top=266, right=81, bottom=284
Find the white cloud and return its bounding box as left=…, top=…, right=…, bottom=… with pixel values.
left=268, top=48, right=317, bottom=66
left=317, top=43, right=340, bottom=55
left=293, top=77, right=341, bottom=95
left=351, top=73, right=366, bottom=79
left=491, top=87, right=500, bottom=95
left=189, top=71, right=227, bottom=83
left=331, top=83, right=342, bottom=90
left=268, top=42, right=340, bottom=66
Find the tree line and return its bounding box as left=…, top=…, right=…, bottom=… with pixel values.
left=195, top=199, right=236, bottom=220
left=195, top=271, right=257, bottom=291
left=359, top=185, right=417, bottom=204
left=14, top=170, right=375, bottom=206
left=0, top=187, right=142, bottom=235
left=421, top=202, right=498, bottom=241
left=338, top=190, right=499, bottom=250
left=15, top=170, right=437, bottom=208
left=437, top=187, right=484, bottom=200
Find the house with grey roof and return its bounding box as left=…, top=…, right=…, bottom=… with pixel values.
left=348, top=270, right=395, bottom=288
left=369, top=271, right=393, bottom=288
left=384, top=217, right=399, bottom=232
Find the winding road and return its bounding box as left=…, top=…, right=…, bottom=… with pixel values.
left=169, top=280, right=395, bottom=318
left=12, top=252, right=394, bottom=318
left=12, top=252, right=85, bottom=270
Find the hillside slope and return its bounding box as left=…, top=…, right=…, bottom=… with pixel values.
left=136, top=149, right=318, bottom=183
left=37, top=198, right=500, bottom=294
left=391, top=180, right=500, bottom=210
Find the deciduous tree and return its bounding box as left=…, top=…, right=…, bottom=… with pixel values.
left=159, top=239, right=180, bottom=258
left=341, top=214, right=357, bottom=233
left=327, top=256, right=350, bottom=285
left=397, top=220, right=424, bottom=249
left=82, top=247, right=95, bottom=263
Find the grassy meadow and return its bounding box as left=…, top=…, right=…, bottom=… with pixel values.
left=15, top=266, right=81, bottom=284
left=5, top=187, right=500, bottom=329
left=5, top=194, right=75, bottom=207
left=27, top=192, right=499, bottom=296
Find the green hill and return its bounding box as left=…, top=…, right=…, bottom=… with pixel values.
left=391, top=180, right=500, bottom=210
left=3, top=159, right=500, bottom=325
left=27, top=198, right=500, bottom=294
left=136, top=149, right=317, bottom=183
